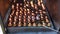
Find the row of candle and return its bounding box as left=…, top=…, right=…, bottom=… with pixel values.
left=7, top=0, right=51, bottom=27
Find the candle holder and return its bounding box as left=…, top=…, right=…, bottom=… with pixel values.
left=7, top=0, right=54, bottom=30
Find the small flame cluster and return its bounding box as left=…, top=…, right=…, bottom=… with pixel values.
left=7, top=0, right=51, bottom=27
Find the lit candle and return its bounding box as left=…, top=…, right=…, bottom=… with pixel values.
left=18, top=22, right=21, bottom=26
left=20, top=11, right=22, bottom=14
left=28, top=23, right=31, bottom=26
left=24, top=5, right=26, bottom=8
left=42, top=21, right=46, bottom=26
left=14, top=16, right=17, bottom=22
left=11, top=10, right=15, bottom=15
left=28, top=15, right=30, bottom=19
left=36, top=15, right=40, bottom=20
left=26, top=4, right=29, bottom=7
left=28, top=19, right=30, bottom=22
left=33, top=23, right=36, bottom=26
left=12, top=5, right=14, bottom=9
left=28, top=16, right=31, bottom=22
left=23, top=15, right=26, bottom=21
left=27, top=9, right=30, bottom=14
left=13, top=22, right=16, bottom=26
left=20, top=7, right=23, bottom=11
left=39, top=10, right=42, bottom=12
left=23, top=22, right=26, bottom=26
left=40, top=11, right=42, bottom=14
left=16, top=3, right=19, bottom=9
left=38, top=0, right=41, bottom=6
left=8, top=17, right=12, bottom=26
left=19, top=18, right=21, bottom=21
left=16, top=11, right=18, bottom=16
left=40, top=15, right=43, bottom=21
left=38, top=23, right=41, bottom=26
left=41, top=4, right=45, bottom=10
left=41, top=0, right=43, bottom=3
left=32, top=16, right=35, bottom=22
left=10, top=15, right=12, bottom=17
left=9, top=17, right=12, bottom=21
left=45, top=16, right=49, bottom=23
left=30, top=1, right=34, bottom=7
left=34, top=4, right=38, bottom=10
left=32, top=12, right=35, bottom=16
left=43, top=11, right=46, bottom=14
left=19, top=16, right=21, bottom=19
left=24, top=10, right=26, bottom=15
left=14, top=0, right=16, bottom=3
left=46, top=18, right=49, bottom=23
left=17, top=3, right=19, bottom=7
left=27, top=1, right=29, bottom=4
left=47, top=23, right=51, bottom=27
left=24, top=0, right=26, bottom=2
left=18, top=16, right=22, bottom=26
left=45, top=16, right=48, bottom=19
left=8, top=22, right=12, bottom=27
left=35, top=11, right=38, bottom=14
left=20, top=3, right=22, bottom=6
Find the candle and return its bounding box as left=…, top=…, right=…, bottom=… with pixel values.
left=32, top=16, right=35, bottom=22
left=16, top=11, right=18, bottom=16
left=8, top=22, right=12, bottom=27
left=11, top=10, right=15, bottom=15
left=14, top=16, right=17, bottom=22
left=41, top=0, right=43, bottom=3
left=41, top=4, right=45, bottom=10
left=26, top=4, right=29, bottom=7
left=18, top=22, right=21, bottom=26
left=27, top=9, right=30, bottom=13
left=43, top=11, right=46, bottom=14
left=38, top=23, right=41, bottom=26
left=17, top=3, right=19, bottom=7
left=8, top=15, right=12, bottom=27
left=32, top=13, right=35, bottom=16
left=30, top=1, right=34, bottom=7
left=47, top=23, right=51, bottom=27
left=27, top=1, right=29, bottom=4
left=28, top=16, right=31, bottom=22
left=14, top=0, right=16, bottom=3
left=28, top=23, right=31, bottom=26
left=20, top=3, right=22, bottom=6
left=46, top=18, right=49, bottom=23
left=38, top=0, right=41, bottom=6
left=23, top=22, right=26, bottom=26
left=34, top=4, right=38, bottom=10
left=18, top=16, right=22, bottom=26
left=12, top=5, right=14, bottom=9
left=33, top=23, right=36, bottom=26
left=13, top=22, right=16, bottom=26
left=42, top=21, right=46, bottom=26
left=35, top=11, right=38, bottom=14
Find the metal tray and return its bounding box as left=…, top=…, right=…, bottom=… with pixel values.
left=3, top=0, right=57, bottom=33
